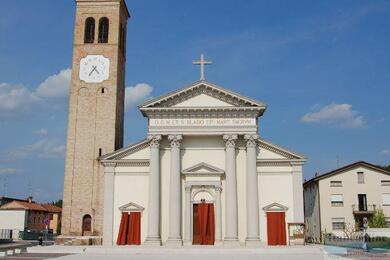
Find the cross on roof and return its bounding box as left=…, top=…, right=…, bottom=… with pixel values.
left=192, top=54, right=212, bottom=81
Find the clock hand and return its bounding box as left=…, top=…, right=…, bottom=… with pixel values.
left=89, top=66, right=99, bottom=76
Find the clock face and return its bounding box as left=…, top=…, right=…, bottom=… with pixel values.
left=79, top=55, right=110, bottom=83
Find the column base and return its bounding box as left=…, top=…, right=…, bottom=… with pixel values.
left=214, top=240, right=223, bottom=246
left=166, top=237, right=183, bottom=246
left=223, top=237, right=240, bottom=246
left=144, top=237, right=162, bottom=246
left=183, top=240, right=192, bottom=246
left=245, top=237, right=261, bottom=247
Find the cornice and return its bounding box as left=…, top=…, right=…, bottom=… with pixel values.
left=101, top=159, right=149, bottom=167
left=100, top=139, right=150, bottom=160
left=141, top=107, right=263, bottom=118
left=256, top=159, right=305, bottom=167
left=258, top=139, right=306, bottom=160
left=140, top=81, right=267, bottom=109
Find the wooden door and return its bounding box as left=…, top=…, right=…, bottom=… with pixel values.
left=267, top=212, right=286, bottom=245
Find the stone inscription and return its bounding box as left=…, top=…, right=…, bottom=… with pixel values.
left=149, top=118, right=255, bottom=127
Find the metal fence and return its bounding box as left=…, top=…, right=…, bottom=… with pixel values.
left=0, top=229, right=12, bottom=240
left=324, top=234, right=390, bottom=250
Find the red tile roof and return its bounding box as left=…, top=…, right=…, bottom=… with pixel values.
left=41, top=204, right=62, bottom=213
left=0, top=201, right=62, bottom=212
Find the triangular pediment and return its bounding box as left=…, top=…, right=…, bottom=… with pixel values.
left=119, top=202, right=145, bottom=212
left=140, top=81, right=266, bottom=109
left=182, top=162, right=224, bottom=176
left=262, top=202, right=289, bottom=212
left=173, top=93, right=234, bottom=107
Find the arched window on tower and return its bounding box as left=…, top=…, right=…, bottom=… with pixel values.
left=84, top=17, right=95, bottom=43
left=98, top=17, right=109, bottom=43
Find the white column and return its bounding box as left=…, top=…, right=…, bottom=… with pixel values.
left=167, top=134, right=183, bottom=246
left=244, top=134, right=261, bottom=246
left=145, top=134, right=162, bottom=245
left=102, top=163, right=115, bottom=246
left=184, top=185, right=192, bottom=245
left=215, top=185, right=223, bottom=245
left=223, top=134, right=239, bottom=245
left=292, top=162, right=304, bottom=222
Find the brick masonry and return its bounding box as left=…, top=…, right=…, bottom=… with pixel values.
left=61, top=0, right=129, bottom=237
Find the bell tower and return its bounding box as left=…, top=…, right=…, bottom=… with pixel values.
left=62, top=0, right=130, bottom=237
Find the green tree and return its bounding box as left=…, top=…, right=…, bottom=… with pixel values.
left=369, top=209, right=388, bottom=228
left=52, top=199, right=63, bottom=208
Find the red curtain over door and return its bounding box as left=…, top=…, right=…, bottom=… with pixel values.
left=116, top=212, right=141, bottom=245
left=127, top=212, right=141, bottom=245
left=266, top=212, right=286, bottom=245
left=193, top=203, right=215, bottom=245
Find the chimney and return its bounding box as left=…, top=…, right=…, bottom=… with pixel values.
left=27, top=196, right=33, bottom=203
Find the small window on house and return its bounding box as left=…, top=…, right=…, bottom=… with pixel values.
left=331, top=194, right=343, bottom=207
left=357, top=172, right=364, bottom=184
left=99, top=148, right=102, bottom=157
left=84, top=17, right=95, bottom=43
left=98, top=17, right=109, bottom=43
left=101, top=88, right=105, bottom=94
left=330, top=181, right=342, bottom=187
left=332, top=218, right=345, bottom=230
left=381, top=180, right=390, bottom=186
left=383, top=194, right=390, bottom=206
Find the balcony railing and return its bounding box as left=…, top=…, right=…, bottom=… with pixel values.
left=352, top=204, right=376, bottom=213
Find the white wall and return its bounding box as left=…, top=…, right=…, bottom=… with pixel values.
left=111, top=135, right=303, bottom=245
left=0, top=210, right=27, bottom=239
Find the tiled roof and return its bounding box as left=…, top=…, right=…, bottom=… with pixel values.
left=0, top=201, right=62, bottom=212
left=303, top=161, right=390, bottom=187
left=41, top=204, right=62, bottom=213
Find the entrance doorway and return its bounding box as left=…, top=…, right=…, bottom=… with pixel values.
left=82, top=214, right=92, bottom=236
left=266, top=212, right=286, bottom=245
left=193, top=203, right=215, bottom=245
left=116, top=212, right=141, bottom=245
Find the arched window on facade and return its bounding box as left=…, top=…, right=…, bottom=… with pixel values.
left=82, top=214, right=92, bottom=236
left=84, top=17, right=95, bottom=43
left=98, top=17, right=109, bottom=43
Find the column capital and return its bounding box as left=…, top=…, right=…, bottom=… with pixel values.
left=184, top=186, right=192, bottom=192
left=148, top=134, right=162, bottom=148
left=168, top=134, right=183, bottom=148
left=244, top=134, right=259, bottom=148
left=223, top=134, right=238, bottom=148
left=215, top=186, right=222, bottom=192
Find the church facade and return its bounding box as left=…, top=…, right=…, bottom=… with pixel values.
left=100, top=81, right=306, bottom=246
left=60, top=0, right=306, bottom=247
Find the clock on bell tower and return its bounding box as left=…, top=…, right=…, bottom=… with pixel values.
left=62, top=0, right=130, bottom=237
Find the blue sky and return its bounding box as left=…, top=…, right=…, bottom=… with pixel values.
left=0, top=0, right=389, bottom=202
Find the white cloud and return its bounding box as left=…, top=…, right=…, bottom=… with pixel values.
left=0, top=69, right=71, bottom=118
left=7, top=139, right=66, bottom=159
left=33, top=128, right=49, bottom=136
left=0, top=168, right=20, bottom=175
left=381, top=150, right=390, bottom=156
left=125, top=83, right=153, bottom=110
left=0, top=83, right=40, bottom=118
left=35, top=69, right=71, bottom=98
left=301, top=103, right=364, bottom=128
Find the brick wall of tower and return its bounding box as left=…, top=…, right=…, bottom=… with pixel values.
left=62, top=0, right=129, bottom=237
